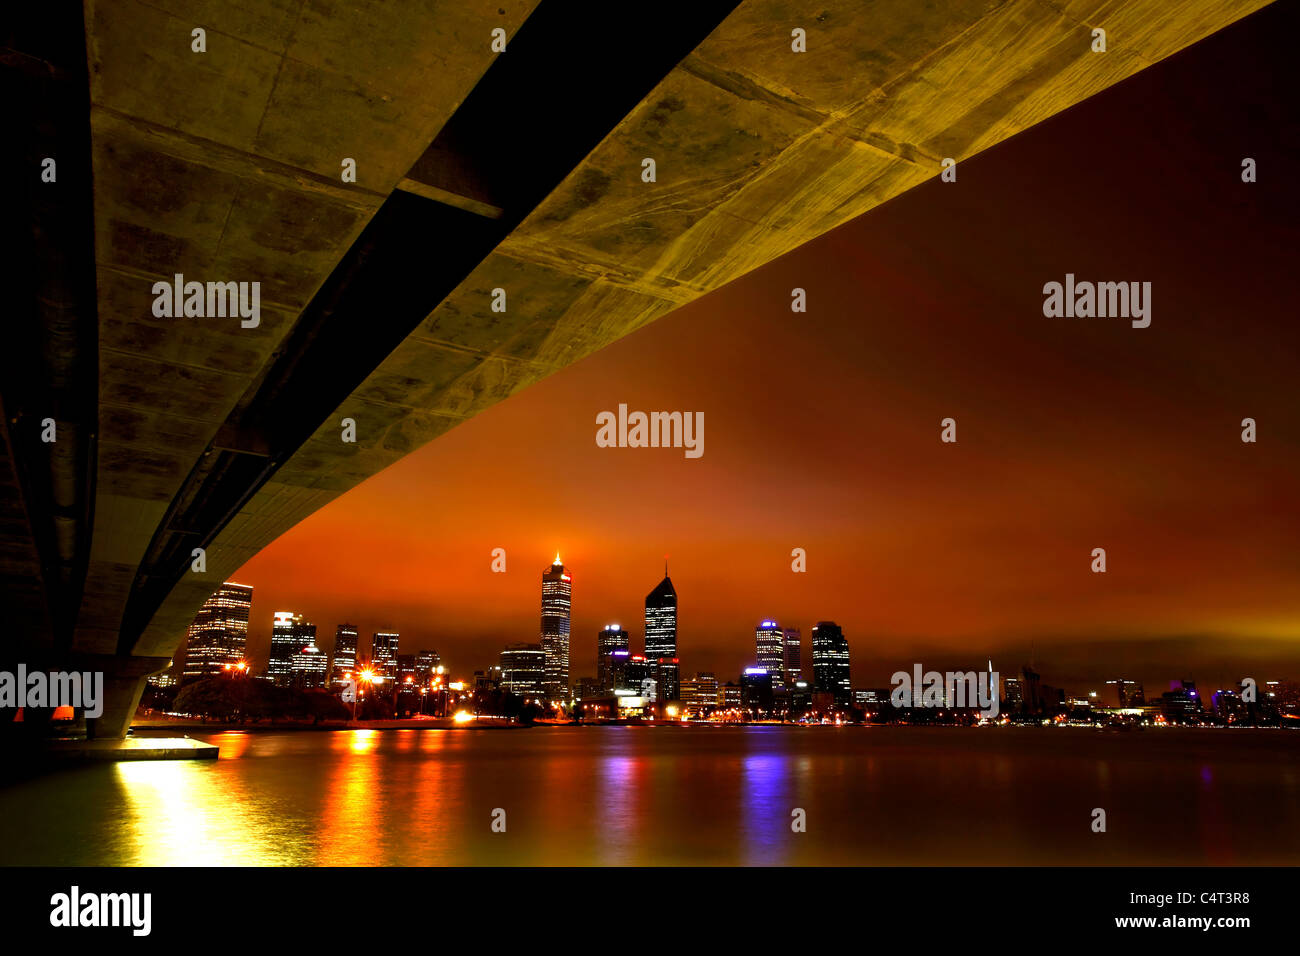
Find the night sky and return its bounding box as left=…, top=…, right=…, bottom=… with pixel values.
left=232, top=2, right=1299, bottom=693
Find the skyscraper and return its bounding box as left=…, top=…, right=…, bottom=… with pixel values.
left=679, top=672, right=718, bottom=715
left=181, top=582, right=253, bottom=682
left=783, top=627, right=802, bottom=685
left=371, top=631, right=400, bottom=678
left=755, top=620, right=785, bottom=690
left=597, top=624, right=629, bottom=695
left=811, top=621, right=851, bottom=707
left=540, top=555, right=572, bottom=699
left=500, top=643, right=547, bottom=699
left=644, top=567, right=678, bottom=703
left=269, top=611, right=315, bottom=685
left=740, top=667, right=775, bottom=718
left=415, top=649, right=441, bottom=682
left=291, top=641, right=329, bottom=688
left=331, top=623, right=359, bottom=685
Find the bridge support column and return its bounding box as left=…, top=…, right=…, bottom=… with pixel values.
left=70, top=654, right=171, bottom=739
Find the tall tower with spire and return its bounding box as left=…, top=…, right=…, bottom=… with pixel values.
left=540, top=554, right=572, bottom=700
left=644, top=563, right=678, bottom=704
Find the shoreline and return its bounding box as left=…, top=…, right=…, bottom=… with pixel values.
left=128, top=718, right=1295, bottom=735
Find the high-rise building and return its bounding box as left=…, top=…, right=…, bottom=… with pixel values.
left=610, top=651, right=653, bottom=698
left=596, top=624, right=629, bottom=695
left=396, top=654, right=418, bottom=686
left=790, top=680, right=812, bottom=714
left=680, top=672, right=719, bottom=714
left=810, top=621, right=851, bottom=707
left=854, top=688, right=891, bottom=711
left=1103, top=678, right=1145, bottom=708
left=1160, top=680, right=1202, bottom=722
left=644, top=568, right=678, bottom=702
left=1003, top=676, right=1024, bottom=710
left=291, top=641, right=329, bottom=688
left=783, top=627, right=802, bottom=685
left=181, top=582, right=253, bottom=682
left=740, top=668, right=775, bottom=718
left=415, top=649, right=441, bottom=682
left=500, top=643, right=547, bottom=698
left=269, top=611, right=316, bottom=685
left=540, top=556, right=572, bottom=700
left=331, top=624, right=359, bottom=685
left=755, top=620, right=785, bottom=690
left=574, top=676, right=604, bottom=702
left=370, top=631, right=400, bottom=678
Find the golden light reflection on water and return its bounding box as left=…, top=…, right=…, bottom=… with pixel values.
left=5, top=727, right=1291, bottom=866
left=318, top=733, right=380, bottom=866
left=114, top=758, right=300, bottom=866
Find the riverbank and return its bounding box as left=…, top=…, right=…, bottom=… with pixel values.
left=130, top=716, right=526, bottom=734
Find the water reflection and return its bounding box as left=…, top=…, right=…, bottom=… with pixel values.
left=318, top=733, right=381, bottom=866
left=0, top=727, right=1296, bottom=866
left=740, top=749, right=788, bottom=865
left=113, top=760, right=296, bottom=865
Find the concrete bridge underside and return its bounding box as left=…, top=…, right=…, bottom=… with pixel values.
left=1, top=0, right=1271, bottom=737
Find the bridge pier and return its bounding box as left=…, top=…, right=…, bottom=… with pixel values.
left=73, top=654, right=171, bottom=740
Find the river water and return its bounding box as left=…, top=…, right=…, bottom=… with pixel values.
left=2, top=726, right=1296, bottom=865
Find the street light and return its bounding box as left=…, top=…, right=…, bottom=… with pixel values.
left=352, top=668, right=376, bottom=722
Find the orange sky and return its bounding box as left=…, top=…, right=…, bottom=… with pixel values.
left=233, top=4, right=1299, bottom=692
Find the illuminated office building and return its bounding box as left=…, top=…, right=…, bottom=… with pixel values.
left=783, top=627, right=802, bottom=684
left=396, top=654, right=418, bottom=686
left=1103, top=678, right=1145, bottom=708
left=269, top=611, right=316, bottom=685
left=680, top=672, right=719, bottom=713
left=755, top=620, right=785, bottom=690
left=811, top=621, right=851, bottom=707
left=415, top=649, right=441, bottom=682
left=500, top=643, right=547, bottom=699
left=181, top=582, right=253, bottom=682
left=740, top=668, right=775, bottom=717
left=291, top=641, right=329, bottom=688
left=719, top=683, right=741, bottom=710
left=1003, top=676, right=1024, bottom=710
left=540, top=556, right=572, bottom=700
left=331, top=624, right=359, bottom=685
left=644, top=568, right=678, bottom=702
left=370, top=631, right=400, bottom=678
left=597, top=624, right=629, bottom=695
left=610, top=651, right=653, bottom=699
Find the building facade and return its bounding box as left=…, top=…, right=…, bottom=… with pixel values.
left=331, top=623, right=359, bottom=685
left=755, top=620, right=785, bottom=690
left=596, top=624, right=629, bottom=695
left=500, top=643, right=547, bottom=699
left=370, top=631, right=400, bottom=679
left=181, top=581, right=253, bottom=682
left=269, top=611, right=316, bottom=685
left=415, top=649, right=441, bottom=682
left=810, top=620, right=851, bottom=707
left=644, top=571, right=678, bottom=703
left=783, top=627, right=802, bottom=685
left=540, top=556, right=573, bottom=700
left=290, top=641, right=329, bottom=688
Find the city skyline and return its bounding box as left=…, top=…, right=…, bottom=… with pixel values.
left=227, top=5, right=1299, bottom=695
left=175, top=562, right=1298, bottom=703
